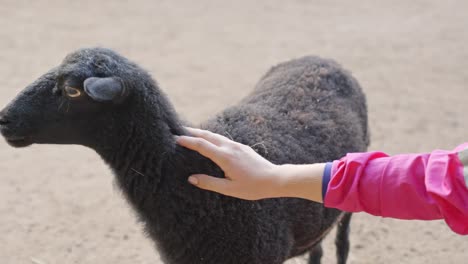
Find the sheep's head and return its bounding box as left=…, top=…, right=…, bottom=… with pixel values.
left=0, top=48, right=145, bottom=148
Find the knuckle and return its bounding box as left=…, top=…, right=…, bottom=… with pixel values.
left=227, top=142, right=243, bottom=153
left=193, top=138, right=206, bottom=148
left=224, top=145, right=237, bottom=155
left=232, top=143, right=242, bottom=150
left=204, top=179, right=218, bottom=192
left=233, top=144, right=248, bottom=156
left=198, top=130, right=208, bottom=137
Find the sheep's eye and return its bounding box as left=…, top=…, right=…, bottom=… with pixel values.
left=64, top=86, right=81, bottom=98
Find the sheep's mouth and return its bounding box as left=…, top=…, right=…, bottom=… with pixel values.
left=4, top=136, right=32, bottom=148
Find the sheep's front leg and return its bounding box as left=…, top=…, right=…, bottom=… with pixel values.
left=307, top=242, right=323, bottom=264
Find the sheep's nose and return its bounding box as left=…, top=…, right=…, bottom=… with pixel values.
left=0, top=112, right=10, bottom=125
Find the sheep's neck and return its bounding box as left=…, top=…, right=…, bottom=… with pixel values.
left=96, top=124, right=221, bottom=250
left=94, top=108, right=214, bottom=212
left=95, top=119, right=181, bottom=203
left=93, top=92, right=183, bottom=195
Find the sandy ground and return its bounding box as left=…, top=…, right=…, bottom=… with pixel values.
left=0, top=0, right=467, bottom=263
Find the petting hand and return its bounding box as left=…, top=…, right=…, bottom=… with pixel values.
left=177, top=127, right=325, bottom=202
left=176, top=127, right=283, bottom=200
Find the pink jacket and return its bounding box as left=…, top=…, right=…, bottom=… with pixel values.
left=323, top=143, right=468, bottom=235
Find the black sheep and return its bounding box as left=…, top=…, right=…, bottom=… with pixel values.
left=0, top=48, right=369, bottom=264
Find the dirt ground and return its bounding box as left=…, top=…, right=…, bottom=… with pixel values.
left=0, top=0, right=467, bottom=263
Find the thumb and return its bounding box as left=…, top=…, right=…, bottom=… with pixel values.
left=188, top=174, right=231, bottom=195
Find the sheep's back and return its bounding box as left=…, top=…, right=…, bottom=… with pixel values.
left=199, top=56, right=369, bottom=259
left=204, top=56, right=368, bottom=164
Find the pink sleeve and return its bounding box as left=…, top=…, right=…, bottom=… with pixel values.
left=323, top=143, right=468, bottom=235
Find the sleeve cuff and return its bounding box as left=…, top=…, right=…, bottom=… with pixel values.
left=322, top=162, right=333, bottom=201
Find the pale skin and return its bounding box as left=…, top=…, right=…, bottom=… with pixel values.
left=176, top=127, right=326, bottom=202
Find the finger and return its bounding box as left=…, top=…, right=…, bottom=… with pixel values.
left=188, top=174, right=232, bottom=196
left=176, top=136, right=226, bottom=165
left=184, top=127, right=232, bottom=146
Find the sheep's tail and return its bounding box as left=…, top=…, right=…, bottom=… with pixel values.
left=335, top=212, right=352, bottom=264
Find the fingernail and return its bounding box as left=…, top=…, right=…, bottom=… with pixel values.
left=188, top=176, right=198, bottom=185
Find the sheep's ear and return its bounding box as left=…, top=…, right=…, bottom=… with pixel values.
left=83, top=77, right=128, bottom=103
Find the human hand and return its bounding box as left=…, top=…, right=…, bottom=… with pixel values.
left=177, top=127, right=326, bottom=202
left=176, top=127, right=284, bottom=200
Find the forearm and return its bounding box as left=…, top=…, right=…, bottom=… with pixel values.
left=274, top=163, right=326, bottom=202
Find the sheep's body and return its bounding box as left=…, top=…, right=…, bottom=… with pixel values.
left=96, top=56, right=368, bottom=264
left=0, top=49, right=368, bottom=264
